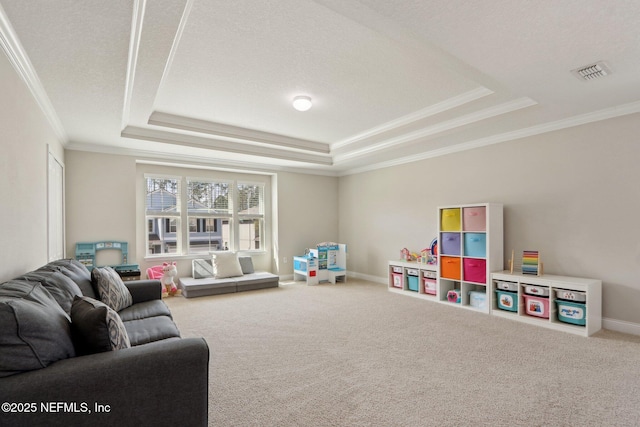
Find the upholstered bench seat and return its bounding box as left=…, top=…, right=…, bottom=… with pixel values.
left=178, top=256, right=279, bottom=298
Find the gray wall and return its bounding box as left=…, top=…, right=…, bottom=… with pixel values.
left=338, top=112, right=640, bottom=326
left=0, top=50, right=65, bottom=281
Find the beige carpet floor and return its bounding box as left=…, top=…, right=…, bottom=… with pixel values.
left=165, top=279, right=640, bottom=427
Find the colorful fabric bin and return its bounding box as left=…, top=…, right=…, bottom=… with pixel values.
left=441, top=256, right=461, bottom=280
left=463, top=258, right=486, bottom=284
left=441, top=232, right=461, bottom=255
left=441, top=208, right=461, bottom=231
left=555, top=299, right=586, bottom=326
left=463, top=233, right=486, bottom=257
left=495, top=289, right=518, bottom=312
left=462, top=207, right=486, bottom=231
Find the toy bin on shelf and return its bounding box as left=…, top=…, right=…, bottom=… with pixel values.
left=406, top=269, right=419, bottom=292
left=441, top=233, right=461, bottom=255
left=495, top=290, right=518, bottom=312
left=441, top=208, right=461, bottom=231
left=423, top=278, right=437, bottom=295
left=496, top=280, right=518, bottom=292
left=293, top=258, right=308, bottom=272
left=523, top=294, right=549, bottom=319
left=462, top=206, right=486, bottom=231
left=555, top=289, right=586, bottom=302
left=469, top=291, right=487, bottom=310
left=463, top=233, right=486, bottom=257
left=555, top=299, right=587, bottom=326
left=463, top=258, right=486, bottom=283
left=391, top=273, right=403, bottom=288
left=441, top=256, right=461, bottom=280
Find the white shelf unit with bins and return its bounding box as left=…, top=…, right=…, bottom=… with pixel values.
left=437, top=203, right=503, bottom=313
left=491, top=271, right=602, bottom=336
left=388, top=260, right=437, bottom=301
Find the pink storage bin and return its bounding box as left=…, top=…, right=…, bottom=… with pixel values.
left=463, top=207, right=486, bottom=231
left=523, top=294, right=549, bottom=319
left=423, top=278, right=437, bottom=295
left=391, top=273, right=403, bottom=288
left=463, top=258, right=486, bottom=284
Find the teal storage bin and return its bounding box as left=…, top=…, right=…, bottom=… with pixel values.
left=555, top=299, right=586, bottom=326
left=495, top=289, right=518, bottom=312
left=407, top=275, right=419, bottom=292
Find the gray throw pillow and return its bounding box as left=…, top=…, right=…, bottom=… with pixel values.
left=192, top=258, right=214, bottom=279
left=70, top=296, right=131, bottom=355
left=0, top=280, right=76, bottom=378
left=238, top=256, right=254, bottom=274
left=92, top=267, right=133, bottom=312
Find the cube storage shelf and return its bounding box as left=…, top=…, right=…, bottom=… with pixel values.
left=491, top=271, right=602, bottom=337
left=388, top=260, right=437, bottom=301
left=437, top=203, right=503, bottom=314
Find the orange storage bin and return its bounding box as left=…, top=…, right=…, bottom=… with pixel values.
left=440, top=256, right=461, bottom=280
left=441, top=208, right=461, bottom=231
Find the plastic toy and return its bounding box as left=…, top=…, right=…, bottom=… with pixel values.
left=161, top=262, right=178, bottom=296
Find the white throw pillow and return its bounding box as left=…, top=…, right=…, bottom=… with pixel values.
left=211, top=252, right=243, bottom=279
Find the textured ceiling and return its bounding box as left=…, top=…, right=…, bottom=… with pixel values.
left=1, top=0, right=639, bottom=175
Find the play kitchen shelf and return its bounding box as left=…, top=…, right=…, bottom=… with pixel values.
left=491, top=271, right=602, bottom=337
left=437, top=203, right=503, bottom=313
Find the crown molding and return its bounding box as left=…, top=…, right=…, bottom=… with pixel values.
left=121, top=0, right=146, bottom=130
left=121, top=125, right=333, bottom=165
left=148, top=111, right=330, bottom=154
left=65, top=140, right=340, bottom=177
left=0, top=3, right=67, bottom=144
left=333, top=86, right=494, bottom=150
left=334, top=96, right=537, bottom=163
left=338, top=99, right=640, bottom=176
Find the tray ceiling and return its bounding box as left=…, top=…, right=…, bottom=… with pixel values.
left=2, top=0, right=639, bottom=175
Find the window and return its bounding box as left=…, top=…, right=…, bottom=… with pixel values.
left=187, top=180, right=232, bottom=253
left=237, top=183, right=264, bottom=251
left=144, top=174, right=266, bottom=257
left=145, top=177, right=180, bottom=255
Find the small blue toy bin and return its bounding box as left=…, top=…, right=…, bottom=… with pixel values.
left=555, top=299, right=586, bottom=326
left=495, top=289, right=518, bottom=312
left=406, top=269, right=419, bottom=292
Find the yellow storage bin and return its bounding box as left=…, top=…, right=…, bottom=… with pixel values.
left=441, top=208, right=461, bottom=231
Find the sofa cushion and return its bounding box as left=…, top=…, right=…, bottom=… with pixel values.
left=17, top=270, right=82, bottom=314
left=92, top=266, right=133, bottom=311
left=192, top=258, right=214, bottom=279
left=118, top=299, right=172, bottom=322
left=37, top=259, right=97, bottom=299
left=212, top=251, right=243, bottom=279
left=238, top=256, right=255, bottom=274
left=0, top=280, right=75, bottom=378
left=70, top=296, right=131, bottom=355
left=124, top=316, right=181, bottom=346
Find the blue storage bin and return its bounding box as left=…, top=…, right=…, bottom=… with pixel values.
left=495, top=289, right=518, bottom=312
left=441, top=233, right=461, bottom=255
left=407, top=275, right=419, bottom=292
left=293, top=257, right=307, bottom=272
left=555, top=299, right=586, bottom=326
left=464, top=233, right=486, bottom=257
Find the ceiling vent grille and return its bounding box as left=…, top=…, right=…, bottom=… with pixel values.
left=571, top=61, right=611, bottom=81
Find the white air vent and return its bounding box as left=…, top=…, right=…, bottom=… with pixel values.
left=571, top=61, right=611, bottom=81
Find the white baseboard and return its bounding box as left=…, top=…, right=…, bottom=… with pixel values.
left=347, top=271, right=386, bottom=285
left=282, top=272, right=640, bottom=336
left=602, top=317, right=640, bottom=336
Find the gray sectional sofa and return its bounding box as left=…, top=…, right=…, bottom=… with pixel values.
left=0, top=259, right=209, bottom=427
left=178, top=255, right=279, bottom=298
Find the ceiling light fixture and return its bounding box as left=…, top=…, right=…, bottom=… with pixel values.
left=292, top=95, right=312, bottom=111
